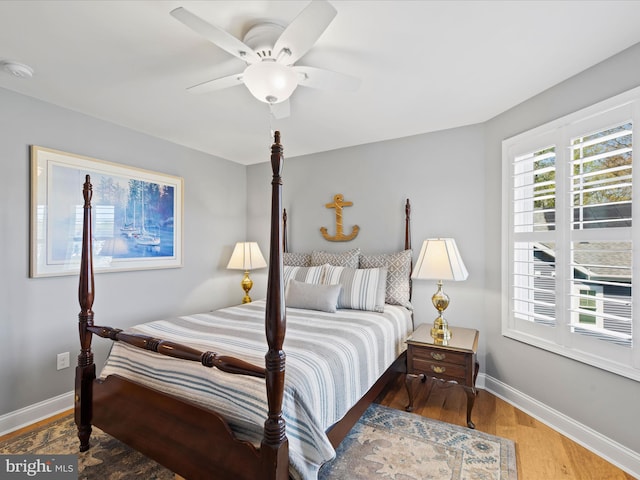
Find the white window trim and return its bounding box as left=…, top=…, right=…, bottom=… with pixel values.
left=502, top=86, right=640, bottom=382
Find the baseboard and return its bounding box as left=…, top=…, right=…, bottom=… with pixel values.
left=483, top=374, right=640, bottom=478
left=0, top=391, right=74, bottom=437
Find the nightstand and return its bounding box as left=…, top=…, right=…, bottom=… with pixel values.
left=405, top=323, right=479, bottom=428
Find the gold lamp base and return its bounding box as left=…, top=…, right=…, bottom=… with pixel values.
left=431, top=314, right=452, bottom=342
left=431, top=280, right=452, bottom=342
left=241, top=271, right=254, bottom=304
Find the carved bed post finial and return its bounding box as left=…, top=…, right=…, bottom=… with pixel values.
left=262, top=131, right=289, bottom=479
left=75, top=175, right=97, bottom=452
left=79, top=175, right=95, bottom=326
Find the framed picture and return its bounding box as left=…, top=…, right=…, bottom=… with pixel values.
left=30, top=146, right=183, bottom=277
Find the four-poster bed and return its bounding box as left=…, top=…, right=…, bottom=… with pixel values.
left=74, top=132, right=413, bottom=480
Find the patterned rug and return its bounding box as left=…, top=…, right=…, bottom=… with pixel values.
left=0, top=414, right=172, bottom=480
left=1, top=403, right=517, bottom=479
left=320, top=404, right=517, bottom=479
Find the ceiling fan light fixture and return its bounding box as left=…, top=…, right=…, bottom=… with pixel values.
left=243, top=61, right=298, bottom=104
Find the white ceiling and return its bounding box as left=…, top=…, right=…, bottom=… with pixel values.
left=2, top=1, right=640, bottom=165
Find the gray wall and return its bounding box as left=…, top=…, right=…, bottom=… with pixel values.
left=247, top=42, right=640, bottom=464
left=483, top=43, right=640, bottom=454
left=247, top=125, right=486, bottom=339
left=0, top=88, right=246, bottom=416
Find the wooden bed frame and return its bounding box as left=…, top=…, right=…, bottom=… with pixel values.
left=74, top=131, right=412, bottom=480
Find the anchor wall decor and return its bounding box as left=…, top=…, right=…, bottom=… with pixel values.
left=320, top=193, right=359, bottom=242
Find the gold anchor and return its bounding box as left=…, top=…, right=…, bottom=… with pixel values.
left=320, top=194, right=360, bottom=242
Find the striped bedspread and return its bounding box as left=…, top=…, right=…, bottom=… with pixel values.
left=99, top=300, right=413, bottom=480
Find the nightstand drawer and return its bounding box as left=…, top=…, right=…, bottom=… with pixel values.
left=410, top=346, right=467, bottom=366
left=411, top=357, right=466, bottom=379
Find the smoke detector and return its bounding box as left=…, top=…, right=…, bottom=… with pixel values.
left=1, top=60, right=34, bottom=79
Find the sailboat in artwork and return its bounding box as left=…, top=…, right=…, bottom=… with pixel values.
left=120, top=199, right=140, bottom=237
left=135, top=183, right=160, bottom=247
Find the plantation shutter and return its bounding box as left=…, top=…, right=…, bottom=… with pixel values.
left=568, top=122, right=632, bottom=347
left=512, top=146, right=557, bottom=328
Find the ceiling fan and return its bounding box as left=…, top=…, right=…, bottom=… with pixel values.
left=170, top=0, right=360, bottom=118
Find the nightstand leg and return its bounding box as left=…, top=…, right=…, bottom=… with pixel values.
left=405, top=373, right=425, bottom=412
left=464, top=387, right=477, bottom=429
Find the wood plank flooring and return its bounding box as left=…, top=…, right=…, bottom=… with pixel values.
left=0, top=409, right=71, bottom=443
left=1, top=376, right=635, bottom=479
left=378, top=374, right=635, bottom=480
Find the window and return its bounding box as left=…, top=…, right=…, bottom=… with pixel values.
left=502, top=87, right=639, bottom=381
left=572, top=283, right=603, bottom=327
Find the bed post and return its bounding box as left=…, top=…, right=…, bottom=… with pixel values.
left=75, top=175, right=96, bottom=452
left=405, top=198, right=412, bottom=301
left=282, top=208, right=288, bottom=253
left=404, top=199, right=411, bottom=251
left=261, top=131, right=289, bottom=479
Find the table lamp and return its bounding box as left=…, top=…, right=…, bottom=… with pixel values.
left=411, top=238, right=468, bottom=341
left=227, top=242, right=267, bottom=303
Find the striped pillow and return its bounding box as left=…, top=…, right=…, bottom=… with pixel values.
left=283, top=265, right=325, bottom=287
left=322, top=265, right=387, bottom=313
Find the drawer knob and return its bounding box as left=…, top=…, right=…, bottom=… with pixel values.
left=431, top=352, right=446, bottom=361
left=431, top=365, right=446, bottom=374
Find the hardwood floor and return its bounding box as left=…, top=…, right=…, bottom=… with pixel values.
left=378, top=374, right=635, bottom=480
left=0, top=409, right=72, bottom=443
left=2, top=376, right=635, bottom=479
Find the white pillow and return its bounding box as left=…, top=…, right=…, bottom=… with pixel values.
left=322, top=265, right=387, bottom=313
left=285, top=279, right=342, bottom=313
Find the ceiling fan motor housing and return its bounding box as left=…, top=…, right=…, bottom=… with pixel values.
left=243, top=22, right=285, bottom=60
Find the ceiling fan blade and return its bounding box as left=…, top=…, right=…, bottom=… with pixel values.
left=273, top=0, right=337, bottom=65
left=269, top=99, right=290, bottom=119
left=170, top=7, right=261, bottom=64
left=294, top=66, right=360, bottom=91
left=186, top=73, right=244, bottom=94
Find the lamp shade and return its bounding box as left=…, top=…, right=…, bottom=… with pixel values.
left=243, top=61, right=298, bottom=104
left=411, top=238, right=468, bottom=281
left=226, top=242, right=267, bottom=271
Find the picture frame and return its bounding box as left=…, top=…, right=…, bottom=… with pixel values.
left=30, top=146, right=183, bottom=277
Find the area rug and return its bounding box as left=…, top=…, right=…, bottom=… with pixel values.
left=0, top=414, right=172, bottom=480
left=1, top=404, right=517, bottom=479
left=319, top=404, right=517, bottom=479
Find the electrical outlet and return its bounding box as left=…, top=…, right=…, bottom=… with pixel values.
left=56, top=352, right=70, bottom=370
